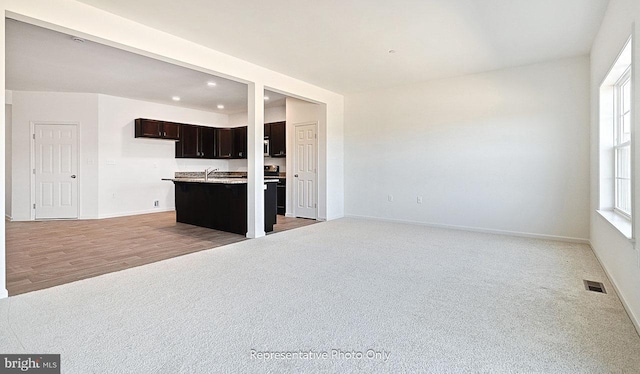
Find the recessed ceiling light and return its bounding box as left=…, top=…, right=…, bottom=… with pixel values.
left=207, top=82, right=217, bottom=87
left=72, top=37, right=85, bottom=43
left=172, top=96, right=181, bottom=101
left=264, top=96, right=270, bottom=101
left=217, top=104, right=225, bottom=109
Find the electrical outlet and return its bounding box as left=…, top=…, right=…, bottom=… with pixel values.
left=388, top=194, right=394, bottom=202
left=154, top=200, right=159, bottom=207
left=417, top=196, right=423, bottom=204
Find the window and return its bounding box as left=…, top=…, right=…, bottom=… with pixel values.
left=614, top=68, right=632, bottom=217
left=598, top=36, right=632, bottom=238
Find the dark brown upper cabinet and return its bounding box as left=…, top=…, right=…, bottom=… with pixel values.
left=268, top=121, right=286, bottom=157
left=176, top=125, right=215, bottom=158
left=200, top=127, right=215, bottom=158
left=264, top=123, right=271, bottom=139
left=232, top=126, right=247, bottom=159
left=135, top=117, right=248, bottom=159
left=135, top=118, right=180, bottom=140
left=215, top=128, right=233, bottom=159
left=178, top=125, right=199, bottom=158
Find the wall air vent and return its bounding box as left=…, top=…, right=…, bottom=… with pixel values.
left=584, top=280, right=606, bottom=294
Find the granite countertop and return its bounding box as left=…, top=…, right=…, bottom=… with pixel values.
left=163, top=178, right=279, bottom=184
left=164, top=171, right=280, bottom=184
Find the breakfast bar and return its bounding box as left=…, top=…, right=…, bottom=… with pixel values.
left=164, top=173, right=278, bottom=235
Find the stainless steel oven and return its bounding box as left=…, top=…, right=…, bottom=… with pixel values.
left=264, top=164, right=279, bottom=176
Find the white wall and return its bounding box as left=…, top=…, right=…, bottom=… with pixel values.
left=9, top=91, right=238, bottom=219
left=5, top=103, right=11, bottom=219
left=11, top=91, right=99, bottom=221
left=228, top=106, right=286, bottom=126
left=345, top=56, right=590, bottom=241
left=228, top=106, right=286, bottom=171
left=589, top=0, right=640, bottom=331
left=97, top=94, right=231, bottom=218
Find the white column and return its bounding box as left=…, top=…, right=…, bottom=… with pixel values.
left=246, top=82, right=265, bottom=238
left=0, top=15, right=7, bottom=298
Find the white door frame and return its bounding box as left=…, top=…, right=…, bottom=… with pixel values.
left=292, top=121, right=318, bottom=219
left=30, top=121, right=81, bottom=221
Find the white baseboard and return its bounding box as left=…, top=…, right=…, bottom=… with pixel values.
left=343, top=214, right=590, bottom=244
left=285, top=213, right=295, bottom=218
left=588, top=240, right=640, bottom=336
left=9, top=209, right=175, bottom=222
left=0, top=288, right=7, bottom=299
left=97, top=207, right=175, bottom=219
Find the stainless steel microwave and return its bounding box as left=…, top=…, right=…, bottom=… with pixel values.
left=263, top=138, right=270, bottom=156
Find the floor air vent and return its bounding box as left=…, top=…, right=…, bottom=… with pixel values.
left=584, top=280, right=606, bottom=294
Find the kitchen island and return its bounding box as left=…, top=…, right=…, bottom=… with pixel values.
left=164, top=177, right=278, bottom=235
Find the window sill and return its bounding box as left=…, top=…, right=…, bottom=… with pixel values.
left=597, top=209, right=633, bottom=240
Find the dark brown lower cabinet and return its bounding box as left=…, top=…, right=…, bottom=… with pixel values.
left=173, top=181, right=277, bottom=234
left=277, top=178, right=285, bottom=215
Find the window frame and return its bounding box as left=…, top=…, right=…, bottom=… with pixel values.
left=614, top=67, right=632, bottom=219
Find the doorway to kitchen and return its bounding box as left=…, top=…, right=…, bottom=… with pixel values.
left=4, top=18, right=326, bottom=296
left=31, top=123, right=79, bottom=220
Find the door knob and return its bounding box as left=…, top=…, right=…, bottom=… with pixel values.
left=71, top=175, right=77, bottom=179
left=294, top=174, right=298, bottom=177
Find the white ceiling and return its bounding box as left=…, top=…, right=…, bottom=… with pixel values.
left=5, top=20, right=286, bottom=114
left=75, top=0, right=609, bottom=93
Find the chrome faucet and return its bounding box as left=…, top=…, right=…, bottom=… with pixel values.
left=204, top=167, right=219, bottom=181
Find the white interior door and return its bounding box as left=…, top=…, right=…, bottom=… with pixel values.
left=34, top=124, right=78, bottom=219
left=293, top=123, right=317, bottom=219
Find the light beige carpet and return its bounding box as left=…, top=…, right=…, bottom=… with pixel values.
left=0, top=218, right=639, bottom=373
